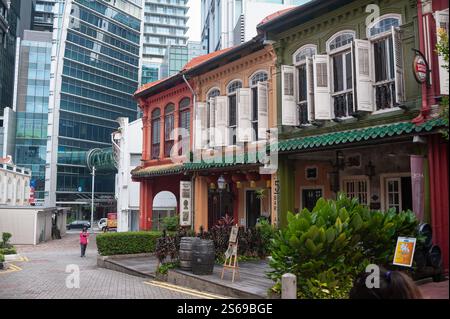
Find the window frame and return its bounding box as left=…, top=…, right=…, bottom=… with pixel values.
left=249, top=71, right=269, bottom=141
left=293, top=45, right=317, bottom=125
left=151, top=108, right=161, bottom=160
left=226, top=80, right=243, bottom=145
left=340, top=175, right=371, bottom=206
left=367, top=14, right=402, bottom=111
left=164, top=103, right=175, bottom=158
left=326, top=30, right=356, bottom=119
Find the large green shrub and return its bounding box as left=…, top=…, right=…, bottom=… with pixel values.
left=268, top=194, right=419, bottom=299
left=0, top=254, right=4, bottom=263
left=96, top=231, right=162, bottom=256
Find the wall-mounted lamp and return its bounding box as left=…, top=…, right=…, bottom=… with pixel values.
left=217, top=175, right=227, bottom=190
left=365, top=161, right=376, bottom=179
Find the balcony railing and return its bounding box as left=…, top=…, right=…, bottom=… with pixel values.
left=298, top=102, right=309, bottom=125
left=164, top=140, right=174, bottom=158
left=333, top=91, right=353, bottom=119
left=152, top=143, right=160, bottom=160
left=375, top=80, right=396, bottom=110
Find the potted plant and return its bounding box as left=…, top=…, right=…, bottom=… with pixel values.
left=255, top=189, right=270, bottom=219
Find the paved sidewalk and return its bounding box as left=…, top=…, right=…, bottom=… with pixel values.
left=419, top=280, right=449, bottom=299
left=0, top=234, right=205, bottom=299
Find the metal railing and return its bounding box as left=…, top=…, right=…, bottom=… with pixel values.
left=332, top=90, right=354, bottom=118
left=374, top=80, right=396, bottom=110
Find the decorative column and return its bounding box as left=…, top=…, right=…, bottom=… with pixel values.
left=139, top=180, right=154, bottom=231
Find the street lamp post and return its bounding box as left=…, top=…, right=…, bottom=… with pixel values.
left=91, top=166, right=96, bottom=231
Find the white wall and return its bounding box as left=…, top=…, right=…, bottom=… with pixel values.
left=0, top=164, right=31, bottom=206
left=0, top=208, right=36, bottom=245
left=115, top=118, right=143, bottom=231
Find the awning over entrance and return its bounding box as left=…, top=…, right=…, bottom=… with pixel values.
left=274, top=118, right=445, bottom=153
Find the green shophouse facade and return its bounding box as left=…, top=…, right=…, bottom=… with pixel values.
left=258, top=0, right=445, bottom=227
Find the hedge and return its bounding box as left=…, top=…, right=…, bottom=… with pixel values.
left=0, top=248, right=16, bottom=255
left=0, top=254, right=4, bottom=263
left=96, top=231, right=162, bottom=256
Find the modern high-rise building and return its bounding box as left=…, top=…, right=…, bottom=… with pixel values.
left=160, top=41, right=206, bottom=77
left=201, top=0, right=311, bottom=53
left=13, top=30, right=52, bottom=202
left=0, top=0, right=20, bottom=115
left=32, top=0, right=55, bottom=31
left=142, top=0, right=189, bottom=84
left=44, top=0, right=143, bottom=216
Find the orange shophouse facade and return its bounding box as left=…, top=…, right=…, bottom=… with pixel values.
left=188, top=39, right=278, bottom=232
left=132, top=38, right=279, bottom=232
left=133, top=76, right=195, bottom=231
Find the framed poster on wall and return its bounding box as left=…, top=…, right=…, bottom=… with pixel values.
left=180, top=181, right=192, bottom=226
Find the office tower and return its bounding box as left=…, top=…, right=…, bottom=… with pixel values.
left=45, top=0, right=143, bottom=216
left=142, top=0, right=189, bottom=84
left=13, top=30, right=52, bottom=202
left=0, top=0, right=20, bottom=115
left=161, top=41, right=206, bottom=77
left=32, top=0, right=55, bottom=31
left=201, top=0, right=310, bottom=53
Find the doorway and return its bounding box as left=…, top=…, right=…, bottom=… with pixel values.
left=208, top=189, right=234, bottom=229
left=301, top=188, right=323, bottom=211
left=246, top=190, right=261, bottom=228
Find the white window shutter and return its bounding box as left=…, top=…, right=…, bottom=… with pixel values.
left=194, top=102, right=207, bottom=150
left=353, top=39, right=374, bottom=112
left=392, top=26, right=406, bottom=104
left=214, top=96, right=228, bottom=146
left=436, top=10, right=449, bottom=95
left=237, top=88, right=252, bottom=143
left=313, top=55, right=332, bottom=120
left=306, top=57, right=315, bottom=121
left=257, top=82, right=269, bottom=140
left=281, top=65, right=298, bottom=126
left=208, top=98, right=216, bottom=147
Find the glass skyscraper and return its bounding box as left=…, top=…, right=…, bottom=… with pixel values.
left=201, top=0, right=310, bottom=53
left=45, top=0, right=142, bottom=214
left=142, top=0, right=188, bottom=84
left=14, top=30, right=52, bottom=202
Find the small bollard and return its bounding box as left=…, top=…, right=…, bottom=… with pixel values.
left=281, top=273, right=297, bottom=299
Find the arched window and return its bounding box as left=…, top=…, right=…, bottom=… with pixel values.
left=227, top=80, right=242, bottom=145
left=250, top=71, right=268, bottom=86
left=368, top=15, right=401, bottom=38
left=327, top=31, right=355, bottom=52
left=250, top=71, right=269, bottom=140
left=367, top=15, right=403, bottom=110
left=327, top=31, right=355, bottom=118
left=151, top=108, right=161, bottom=159
left=292, top=45, right=317, bottom=125
left=206, top=88, right=220, bottom=147
left=164, top=103, right=175, bottom=157
left=179, top=97, right=191, bottom=155
left=293, top=45, right=317, bottom=66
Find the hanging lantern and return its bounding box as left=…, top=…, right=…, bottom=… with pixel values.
left=246, top=172, right=260, bottom=188
left=206, top=175, right=218, bottom=190
left=232, top=173, right=246, bottom=189
left=261, top=174, right=272, bottom=188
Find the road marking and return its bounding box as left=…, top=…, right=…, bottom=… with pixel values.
left=0, top=263, right=22, bottom=274
left=143, top=280, right=230, bottom=299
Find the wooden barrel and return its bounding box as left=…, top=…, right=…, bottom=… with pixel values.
left=192, top=239, right=215, bottom=275
left=427, top=245, right=442, bottom=269
left=418, top=223, right=433, bottom=249
left=179, top=237, right=198, bottom=271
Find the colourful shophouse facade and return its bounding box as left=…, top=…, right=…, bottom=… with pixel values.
left=258, top=0, right=448, bottom=271
left=132, top=39, right=278, bottom=233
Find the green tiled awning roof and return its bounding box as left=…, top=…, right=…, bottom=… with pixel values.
left=274, top=118, right=446, bottom=153
left=132, top=118, right=446, bottom=178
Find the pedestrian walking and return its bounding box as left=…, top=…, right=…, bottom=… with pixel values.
left=350, top=267, right=423, bottom=299
left=80, top=226, right=89, bottom=257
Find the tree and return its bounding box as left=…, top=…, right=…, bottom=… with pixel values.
left=436, top=28, right=449, bottom=139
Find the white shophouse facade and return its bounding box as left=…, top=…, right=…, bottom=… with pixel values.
left=0, top=160, right=32, bottom=206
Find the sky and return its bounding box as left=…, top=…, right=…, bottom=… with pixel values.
left=186, top=0, right=202, bottom=42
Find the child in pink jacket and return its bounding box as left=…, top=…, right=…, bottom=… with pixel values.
left=80, top=227, right=89, bottom=257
